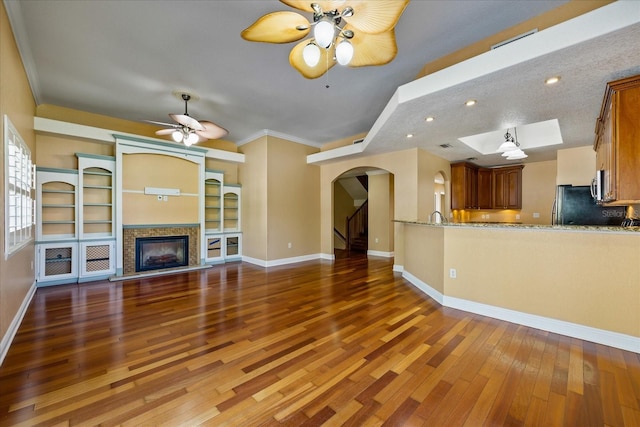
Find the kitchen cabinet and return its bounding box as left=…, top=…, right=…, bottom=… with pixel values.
left=477, top=168, right=493, bottom=209
left=594, top=74, right=640, bottom=205
left=451, top=162, right=477, bottom=209
left=492, top=165, right=523, bottom=209
left=451, top=162, right=519, bottom=210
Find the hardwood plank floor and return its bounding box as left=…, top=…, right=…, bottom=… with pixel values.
left=1, top=256, right=639, bottom=426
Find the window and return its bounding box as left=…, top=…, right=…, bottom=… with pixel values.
left=4, top=115, right=34, bottom=258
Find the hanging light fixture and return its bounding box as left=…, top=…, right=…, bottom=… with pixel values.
left=301, top=5, right=355, bottom=67
left=497, top=128, right=527, bottom=159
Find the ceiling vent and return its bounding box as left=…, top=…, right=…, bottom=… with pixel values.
left=491, top=29, right=538, bottom=50
left=439, top=143, right=453, bottom=148
left=353, top=138, right=364, bottom=144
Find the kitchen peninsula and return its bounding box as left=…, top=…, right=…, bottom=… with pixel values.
left=394, top=220, right=640, bottom=353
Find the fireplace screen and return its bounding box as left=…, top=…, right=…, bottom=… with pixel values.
left=135, top=235, right=188, bottom=272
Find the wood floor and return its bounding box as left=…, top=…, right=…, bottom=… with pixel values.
left=1, top=255, right=639, bottom=426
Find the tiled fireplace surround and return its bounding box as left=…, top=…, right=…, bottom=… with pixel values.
left=123, top=226, right=199, bottom=274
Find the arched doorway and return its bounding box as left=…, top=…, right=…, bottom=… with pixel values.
left=333, top=167, right=394, bottom=258
left=433, top=172, right=447, bottom=223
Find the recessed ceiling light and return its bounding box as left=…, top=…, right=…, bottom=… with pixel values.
left=545, top=76, right=560, bottom=85
left=465, top=99, right=477, bottom=107
left=406, top=133, right=414, bottom=138
left=425, top=116, right=434, bottom=122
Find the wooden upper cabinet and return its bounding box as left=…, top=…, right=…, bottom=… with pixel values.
left=451, top=162, right=523, bottom=210
left=594, top=74, right=640, bottom=205
left=451, top=162, right=477, bottom=209
left=477, top=168, right=493, bottom=209
left=492, top=165, right=524, bottom=209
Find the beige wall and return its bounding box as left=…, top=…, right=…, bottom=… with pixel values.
left=239, top=137, right=268, bottom=260
left=239, top=135, right=320, bottom=262
left=122, top=154, right=199, bottom=225
left=0, top=2, right=37, bottom=348
left=404, top=224, right=640, bottom=338
left=557, top=146, right=595, bottom=186
left=266, top=137, right=320, bottom=260
left=321, top=132, right=367, bottom=151
left=368, top=172, right=394, bottom=253
left=36, top=134, right=114, bottom=169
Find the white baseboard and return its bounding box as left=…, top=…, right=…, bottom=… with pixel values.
left=367, top=250, right=394, bottom=258
left=242, top=253, right=324, bottom=268
left=320, top=253, right=335, bottom=261
left=402, top=271, right=640, bottom=354
left=402, top=271, right=444, bottom=305
left=0, top=281, right=36, bottom=366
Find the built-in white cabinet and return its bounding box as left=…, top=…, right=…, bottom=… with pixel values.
left=36, top=241, right=78, bottom=286
left=204, top=233, right=224, bottom=263
left=36, top=156, right=116, bottom=285
left=223, top=185, right=241, bottom=232
left=224, top=233, right=242, bottom=261
left=36, top=167, right=79, bottom=241
left=202, top=174, right=242, bottom=264
left=204, top=170, right=224, bottom=233
left=78, top=154, right=115, bottom=239
left=79, top=240, right=116, bottom=282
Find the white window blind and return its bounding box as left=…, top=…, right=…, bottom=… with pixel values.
left=4, top=115, right=34, bottom=258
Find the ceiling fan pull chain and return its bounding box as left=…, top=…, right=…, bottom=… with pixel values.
left=325, top=53, right=330, bottom=89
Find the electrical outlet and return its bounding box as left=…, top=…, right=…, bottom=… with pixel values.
left=375, top=238, right=379, bottom=243
left=287, top=242, right=292, bottom=248
left=533, top=212, right=540, bottom=218
left=449, top=268, right=457, bottom=279
left=516, top=214, right=521, bottom=220
left=163, top=195, right=168, bottom=201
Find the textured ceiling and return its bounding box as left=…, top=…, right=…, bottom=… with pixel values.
left=4, top=0, right=639, bottom=167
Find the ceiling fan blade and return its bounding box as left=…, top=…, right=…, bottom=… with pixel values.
left=342, top=0, right=409, bottom=34
left=144, top=119, right=179, bottom=128
left=289, top=39, right=335, bottom=79
left=348, top=26, right=398, bottom=67
left=197, top=121, right=229, bottom=140
left=241, top=11, right=310, bottom=44
left=279, top=0, right=345, bottom=13
left=155, top=128, right=176, bottom=136
left=169, top=114, right=205, bottom=131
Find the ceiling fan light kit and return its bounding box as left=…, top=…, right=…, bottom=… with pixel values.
left=241, top=0, right=409, bottom=79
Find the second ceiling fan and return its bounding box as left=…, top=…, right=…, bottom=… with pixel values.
left=151, top=93, right=228, bottom=146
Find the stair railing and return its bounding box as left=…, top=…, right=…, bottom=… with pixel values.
left=346, top=200, right=368, bottom=251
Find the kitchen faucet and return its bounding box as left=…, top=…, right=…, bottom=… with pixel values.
left=429, top=210, right=447, bottom=224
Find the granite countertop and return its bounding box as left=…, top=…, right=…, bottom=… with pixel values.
left=393, top=220, right=640, bottom=233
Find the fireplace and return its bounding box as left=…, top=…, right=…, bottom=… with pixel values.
left=135, top=235, right=189, bottom=272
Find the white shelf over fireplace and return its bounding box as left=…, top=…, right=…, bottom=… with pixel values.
left=144, top=187, right=181, bottom=196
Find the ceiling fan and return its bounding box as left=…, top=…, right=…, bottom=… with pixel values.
left=149, top=93, right=228, bottom=146
left=242, top=0, right=409, bottom=79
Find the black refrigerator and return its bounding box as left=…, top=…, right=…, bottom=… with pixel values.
left=553, top=185, right=626, bottom=225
